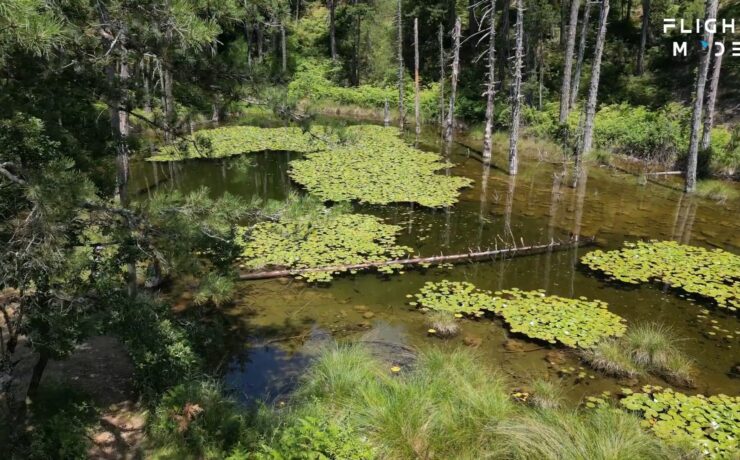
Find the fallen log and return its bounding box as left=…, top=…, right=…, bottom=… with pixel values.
left=238, top=237, right=594, bottom=281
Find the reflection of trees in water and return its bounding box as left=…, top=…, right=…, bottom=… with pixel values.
left=504, top=174, right=517, bottom=244
left=544, top=169, right=565, bottom=291
left=672, top=194, right=697, bottom=244
left=477, top=163, right=491, bottom=248
left=570, top=164, right=589, bottom=297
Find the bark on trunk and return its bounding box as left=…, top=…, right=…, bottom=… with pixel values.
left=569, top=0, right=591, bottom=109
left=499, top=0, right=511, bottom=85
left=257, top=23, right=264, bottom=61
left=414, top=18, right=421, bottom=136
left=445, top=17, right=462, bottom=142
left=26, top=352, right=49, bottom=399
left=482, top=0, right=497, bottom=162
left=238, top=239, right=592, bottom=280
left=439, top=24, right=446, bottom=130
left=636, top=0, right=650, bottom=75
left=329, top=0, right=337, bottom=60
left=579, top=0, right=610, bottom=160
left=384, top=98, right=390, bottom=126
left=281, top=22, right=287, bottom=74
left=701, top=41, right=723, bottom=151
left=686, top=0, right=719, bottom=192
left=245, top=22, right=252, bottom=66
left=508, top=0, right=524, bottom=175
left=397, top=0, right=405, bottom=130
left=559, top=0, right=581, bottom=123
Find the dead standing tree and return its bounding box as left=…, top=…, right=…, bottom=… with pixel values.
left=414, top=17, right=421, bottom=137
left=445, top=17, right=462, bottom=142
left=397, top=0, right=405, bottom=130
left=579, top=0, right=609, bottom=163
left=569, top=0, right=592, bottom=109
left=686, top=0, right=719, bottom=192
left=508, top=0, right=524, bottom=175
left=482, top=0, right=498, bottom=163
left=701, top=39, right=724, bottom=151
left=559, top=0, right=581, bottom=123
left=439, top=24, right=446, bottom=131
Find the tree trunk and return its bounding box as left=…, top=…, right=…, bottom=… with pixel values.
left=414, top=18, right=421, bottom=136
left=329, top=0, right=337, bottom=60
left=559, top=0, right=581, bottom=123
left=636, top=0, right=650, bottom=75
left=245, top=22, right=252, bottom=67
left=257, top=23, right=264, bottom=61
left=499, top=0, right=510, bottom=85
left=569, top=0, right=591, bottom=109
left=26, top=351, right=49, bottom=399
left=397, top=0, right=405, bottom=130
left=439, top=24, right=446, bottom=130
left=701, top=41, right=723, bottom=151
left=482, top=0, right=497, bottom=162
left=445, top=17, right=461, bottom=142
left=579, top=0, right=610, bottom=160
left=281, top=22, right=287, bottom=74
left=686, top=0, right=719, bottom=192
left=625, top=0, right=633, bottom=21
left=384, top=97, right=390, bottom=126
left=508, top=0, right=524, bottom=175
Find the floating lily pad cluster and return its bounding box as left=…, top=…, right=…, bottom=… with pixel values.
left=237, top=212, right=411, bottom=282
left=289, top=125, right=473, bottom=207
left=411, top=282, right=626, bottom=348
left=412, top=281, right=492, bottom=315
left=621, top=386, right=739, bottom=458
left=581, top=241, right=740, bottom=312
left=147, top=126, right=331, bottom=161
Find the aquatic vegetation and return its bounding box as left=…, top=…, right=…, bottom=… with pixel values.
left=412, top=280, right=492, bottom=315
left=581, top=323, right=696, bottom=387
left=490, top=289, right=627, bottom=349
left=581, top=241, right=740, bottom=311
left=146, top=125, right=332, bottom=161
left=237, top=209, right=411, bottom=282
left=289, top=125, right=473, bottom=207
left=411, top=282, right=626, bottom=349
left=528, top=378, right=566, bottom=410
left=424, top=311, right=460, bottom=337
left=621, top=386, right=740, bottom=458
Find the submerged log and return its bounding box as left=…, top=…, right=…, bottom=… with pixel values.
left=238, top=237, right=594, bottom=281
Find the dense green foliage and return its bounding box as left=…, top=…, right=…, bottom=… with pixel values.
left=621, top=386, right=739, bottom=458
left=289, top=125, right=473, bottom=206
left=582, top=241, right=740, bottom=312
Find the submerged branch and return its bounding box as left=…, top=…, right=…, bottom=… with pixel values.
left=238, top=238, right=594, bottom=281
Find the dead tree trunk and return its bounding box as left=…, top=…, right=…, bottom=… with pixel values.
left=701, top=41, right=723, bottom=151
left=508, top=0, right=524, bottom=175
left=569, top=0, right=591, bottom=109
left=579, top=0, right=610, bottom=160
left=238, top=238, right=592, bottom=280
left=245, top=22, right=252, bottom=67
left=384, top=97, right=391, bottom=126
left=686, top=0, right=719, bottom=192
left=439, top=24, right=446, bottom=130
left=414, top=17, right=421, bottom=136
left=445, top=17, right=462, bottom=142
left=397, top=0, right=405, bottom=130
left=636, top=0, right=650, bottom=75
left=559, top=0, right=580, bottom=123
left=482, top=0, right=498, bottom=162
left=499, top=0, right=511, bottom=84
left=329, top=0, right=337, bottom=60
left=281, top=22, right=287, bottom=74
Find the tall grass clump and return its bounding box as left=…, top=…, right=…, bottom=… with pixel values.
left=529, top=378, right=566, bottom=410
left=497, top=406, right=696, bottom=460
left=581, top=323, right=696, bottom=387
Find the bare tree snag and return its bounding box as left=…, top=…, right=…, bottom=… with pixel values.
left=414, top=17, right=421, bottom=136
left=636, top=0, right=650, bottom=75
left=580, top=0, right=610, bottom=160
left=508, top=0, right=524, bottom=175
left=397, top=0, right=405, bottom=130
left=560, top=0, right=581, bottom=123
left=439, top=24, right=446, bottom=131
left=570, top=0, right=591, bottom=109
left=701, top=41, right=723, bottom=151
left=483, top=0, right=498, bottom=163
left=686, top=0, right=719, bottom=193
left=445, top=17, right=461, bottom=142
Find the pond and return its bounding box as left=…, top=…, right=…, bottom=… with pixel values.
left=129, top=120, right=740, bottom=405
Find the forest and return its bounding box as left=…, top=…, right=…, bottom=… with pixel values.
left=0, top=0, right=739, bottom=458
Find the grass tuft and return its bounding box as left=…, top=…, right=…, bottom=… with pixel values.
left=424, top=311, right=460, bottom=337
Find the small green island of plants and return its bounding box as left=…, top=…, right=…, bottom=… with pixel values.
left=581, top=241, right=740, bottom=311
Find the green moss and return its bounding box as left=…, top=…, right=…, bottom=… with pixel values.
left=237, top=210, right=411, bottom=282
left=621, top=386, right=739, bottom=458
left=581, top=241, right=740, bottom=311
left=411, top=282, right=626, bottom=349
left=289, top=125, right=473, bottom=207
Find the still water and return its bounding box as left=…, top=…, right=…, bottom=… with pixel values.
left=130, top=122, right=740, bottom=404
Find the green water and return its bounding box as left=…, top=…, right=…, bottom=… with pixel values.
left=130, top=123, right=740, bottom=404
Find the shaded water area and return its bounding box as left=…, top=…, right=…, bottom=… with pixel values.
left=130, top=121, right=740, bottom=405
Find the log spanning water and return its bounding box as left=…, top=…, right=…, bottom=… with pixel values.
left=237, top=237, right=594, bottom=281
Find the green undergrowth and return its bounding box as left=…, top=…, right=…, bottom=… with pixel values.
left=411, top=281, right=626, bottom=348
left=236, top=197, right=411, bottom=282
left=621, top=386, right=739, bottom=458
left=289, top=125, right=473, bottom=207
left=581, top=241, right=740, bottom=312
left=581, top=323, right=696, bottom=387
left=695, top=180, right=740, bottom=203
left=146, top=125, right=333, bottom=161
